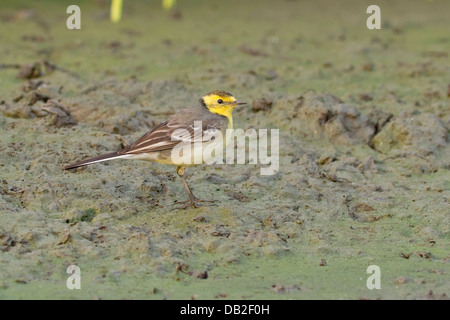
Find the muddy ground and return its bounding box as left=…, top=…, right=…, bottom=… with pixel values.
left=0, top=0, right=449, bottom=299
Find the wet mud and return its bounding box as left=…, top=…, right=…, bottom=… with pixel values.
left=0, top=0, right=449, bottom=299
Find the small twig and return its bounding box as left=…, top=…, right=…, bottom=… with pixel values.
left=44, top=60, right=80, bottom=79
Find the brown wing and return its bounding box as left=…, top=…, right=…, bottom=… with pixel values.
left=119, top=107, right=227, bottom=156
left=119, top=120, right=194, bottom=155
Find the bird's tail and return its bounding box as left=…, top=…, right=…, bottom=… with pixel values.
left=63, top=152, right=130, bottom=170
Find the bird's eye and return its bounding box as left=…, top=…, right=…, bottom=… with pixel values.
left=217, top=99, right=223, bottom=104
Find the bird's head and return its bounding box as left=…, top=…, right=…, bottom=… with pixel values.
left=200, top=90, right=246, bottom=117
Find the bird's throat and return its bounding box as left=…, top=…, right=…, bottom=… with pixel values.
left=208, top=106, right=234, bottom=129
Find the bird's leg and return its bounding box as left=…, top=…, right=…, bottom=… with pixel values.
left=177, top=166, right=199, bottom=208
left=174, top=166, right=218, bottom=209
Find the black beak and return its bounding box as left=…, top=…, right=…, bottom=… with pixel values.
left=234, top=101, right=247, bottom=105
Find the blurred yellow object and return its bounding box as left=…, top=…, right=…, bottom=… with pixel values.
left=162, top=0, right=176, bottom=11
left=111, top=0, right=123, bottom=23
left=110, top=0, right=175, bottom=23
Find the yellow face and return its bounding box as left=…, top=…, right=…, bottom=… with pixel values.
left=201, top=91, right=245, bottom=129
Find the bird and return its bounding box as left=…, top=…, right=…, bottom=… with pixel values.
left=64, top=90, right=246, bottom=209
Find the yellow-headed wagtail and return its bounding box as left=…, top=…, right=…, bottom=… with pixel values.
left=64, top=90, right=246, bottom=209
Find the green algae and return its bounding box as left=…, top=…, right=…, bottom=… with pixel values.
left=0, top=0, right=449, bottom=300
